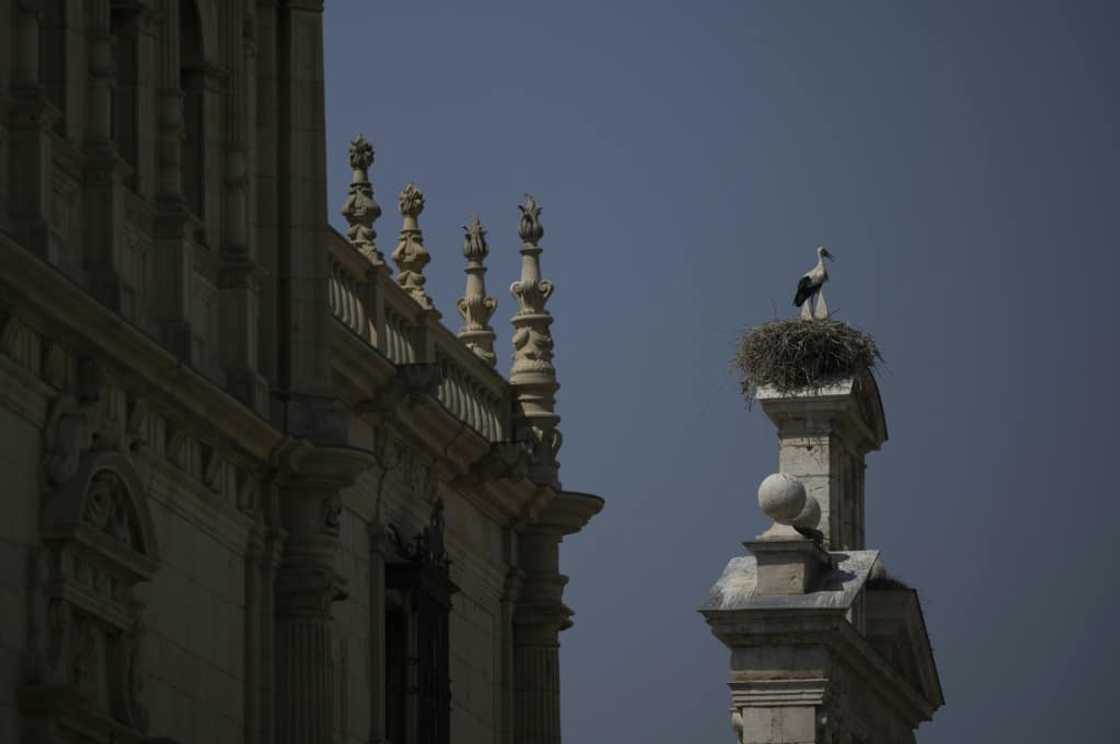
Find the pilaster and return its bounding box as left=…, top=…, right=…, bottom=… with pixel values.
left=0, top=95, right=10, bottom=235
left=275, top=0, right=333, bottom=398
left=272, top=442, right=374, bottom=744
left=244, top=519, right=284, bottom=744
left=512, top=489, right=603, bottom=744
left=367, top=518, right=392, bottom=744
left=8, top=92, right=58, bottom=257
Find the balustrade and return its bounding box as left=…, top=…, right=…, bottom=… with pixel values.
left=327, top=231, right=510, bottom=442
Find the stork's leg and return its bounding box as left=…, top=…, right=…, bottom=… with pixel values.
left=800, top=298, right=813, bottom=320
left=813, top=288, right=829, bottom=319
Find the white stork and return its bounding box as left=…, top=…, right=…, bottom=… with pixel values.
left=793, top=246, right=834, bottom=319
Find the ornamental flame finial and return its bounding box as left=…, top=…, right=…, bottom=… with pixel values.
left=340, top=133, right=383, bottom=264
left=509, top=194, right=561, bottom=486
left=456, top=215, right=497, bottom=366
left=392, top=183, right=438, bottom=314
left=518, top=193, right=544, bottom=244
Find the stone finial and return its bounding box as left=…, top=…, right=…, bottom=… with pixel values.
left=749, top=473, right=828, bottom=595
left=510, top=195, right=555, bottom=374
left=392, top=183, right=438, bottom=314
left=456, top=215, right=498, bottom=366
left=340, top=134, right=383, bottom=265
left=518, top=193, right=544, bottom=244
left=509, top=194, right=561, bottom=486
left=757, top=473, right=820, bottom=537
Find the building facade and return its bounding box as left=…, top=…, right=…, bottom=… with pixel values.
left=0, top=2, right=601, bottom=743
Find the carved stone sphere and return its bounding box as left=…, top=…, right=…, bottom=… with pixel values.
left=757, top=473, right=807, bottom=524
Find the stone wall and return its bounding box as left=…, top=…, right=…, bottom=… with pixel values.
left=0, top=2, right=601, bottom=743
left=0, top=403, right=41, bottom=744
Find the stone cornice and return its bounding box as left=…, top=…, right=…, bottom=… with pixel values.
left=0, top=234, right=282, bottom=464
left=702, top=609, right=937, bottom=726
left=533, top=490, right=604, bottom=536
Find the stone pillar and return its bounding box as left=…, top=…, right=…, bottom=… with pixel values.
left=756, top=371, right=887, bottom=550
left=509, top=196, right=561, bottom=487
left=367, top=518, right=391, bottom=744
left=83, top=20, right=127, bottom=319
left=131, top=4, right=162, bottom=197
left=86, top=0, right=113, bottom=145
left=702, top=372, right=942, bottom=744
left=9, top=1, right=57, bottom=257
left=0, top=2, right=10, bottom=234
left=498, top=566, right=522, bottom=744
left=82, top=0, right=133, bottom=312
left=244, top=520, right=283, bottom=744
left=275, top=0, right=333, bottom=398
left=254, top=0, right=280, bottom=389
left=512, top=528, right=567, bottom=744
left=151, top=0, right=194, bottom=361
left=273, top=444, right=373, bottom=744
left=0, top=97, right=10, bottom=235
left=14, top=0, right=42, bottom=91
left=220, top=0, right=269, bottom=416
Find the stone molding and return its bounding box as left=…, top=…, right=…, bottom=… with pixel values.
left=705, top=610, right=938, bottom=728
left=0, top=234, right=282, bottom=462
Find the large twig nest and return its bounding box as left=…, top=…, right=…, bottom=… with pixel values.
left=733, top=319, right=882, bottom=401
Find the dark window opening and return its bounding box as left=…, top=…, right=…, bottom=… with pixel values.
left=385, top=500, right=457, bottom=744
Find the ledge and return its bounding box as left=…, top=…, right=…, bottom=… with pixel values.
left=0, top=234, right=282, bottom=463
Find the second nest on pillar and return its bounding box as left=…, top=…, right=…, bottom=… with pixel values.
left=733, top=318, right=882, bottom=402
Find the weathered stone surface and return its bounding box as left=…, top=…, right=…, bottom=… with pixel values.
left=0, top=3, right=602, bottom=744
left=705, top=365, right=940, bottom=744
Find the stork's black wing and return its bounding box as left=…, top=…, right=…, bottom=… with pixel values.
left=793, top=276, right=814, bottom=307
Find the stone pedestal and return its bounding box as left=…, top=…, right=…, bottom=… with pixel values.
left=703, top=373, right=942, bottom=743
left=756, top=371, right=887, bottom=551
left=746, top=536, right=829, bottom=596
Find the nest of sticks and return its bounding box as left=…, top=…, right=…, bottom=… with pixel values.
left=733, top=319, right=881, bottom=401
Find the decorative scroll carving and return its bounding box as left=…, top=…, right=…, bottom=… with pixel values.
left=393, top=183, right=438, bottom=313
left=452, top=441, right=533, bottom=489
left=456, top=215, right=498, bottom=366
left=356, top=363, right=444, bottom=417
left=340, top=133, right=383, bottom=265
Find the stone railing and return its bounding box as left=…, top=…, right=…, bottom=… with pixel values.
left=327, top=230, right=510, bottom=441
left=433, top=339, right=508, bottom=442
left=328, top=246, right=371, bottom=341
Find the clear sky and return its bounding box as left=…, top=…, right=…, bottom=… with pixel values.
left=322, top=2, right=1119, bottom=741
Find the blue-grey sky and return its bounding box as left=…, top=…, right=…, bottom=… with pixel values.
left=322, top=2, right=1119, bottom=741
